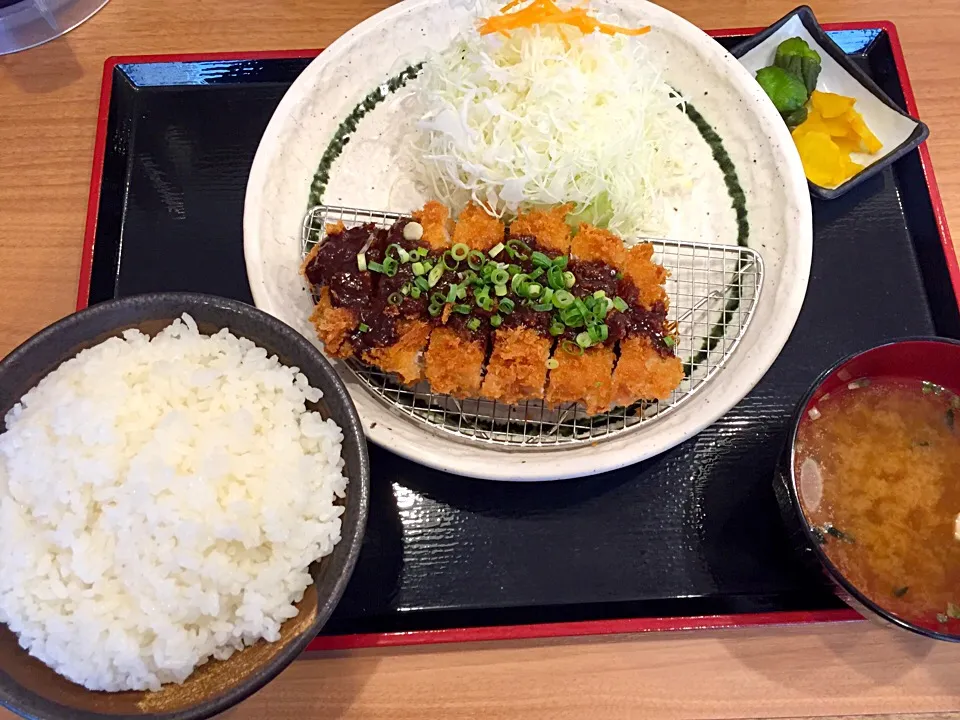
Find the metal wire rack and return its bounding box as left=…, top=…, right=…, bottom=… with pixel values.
left=302, top=204, right=764, bottom=449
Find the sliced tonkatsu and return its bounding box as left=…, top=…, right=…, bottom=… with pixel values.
left=481, top=206, right=571, bottom=404
left=302, top=201, right=683, bottom=415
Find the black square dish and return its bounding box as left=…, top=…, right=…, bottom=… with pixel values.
left=731, top=6, right=929, bottom=200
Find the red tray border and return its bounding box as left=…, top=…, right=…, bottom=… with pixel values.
left=76, top=23, right=953, bottom=650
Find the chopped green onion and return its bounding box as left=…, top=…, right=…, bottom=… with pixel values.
left=491, top=268, right=510, bottom=286
left=552, top=290, right=574, bottom=309
left=359, top=323, right=370, bottom=333
left=388, top=292, right=403, bottom=306
left=450, top=243, right=469, bottom=261
left=531, top=251, right=552, bottom=268
left=541, top=288, right=554, bottom=304
left=546, top=358, right=560, bottom=370
left=663, top=336, right=676, bottom=348
left=512, top=273, right=530, bottom=294
left=507, top=238, right=531, bottom=258
left=576, top=332, right=593, bottom=348
left=507, top=263, right=523, bottom=276
left=357, top=253, right=368, bottom=272
left=563, top=271, right=575, bottom=288
left=417, top=247, right=429, bottom=258
left=494, top=284, right=508, bottom=297
left=526, top=283, right=543, bottom=298
left=410, top=287, right=422, bottom=299
left=560, top=306, right=584, bottom=327
left=528, top=267, right=544, bottom=281
left=532, top=302, right=553, bottom=312
left=431, top=292, right=447, bottom=307
left=615, top=271, right=624, bottom=280
left=561, top=340, right=584, bottom=356
left=446, top=283, right=460, bottom=304
left=613, top=297, right=628, bottom=312
left=428, top=303, right=443, bottom=317
left=467, top=317, right=481, bottom=332
left=452, top=304, right=471, bottom=314
left=428, top=265, right=444, bottom=287
left=412, top=261, right=426, bottom=276
left=593, top=290, right=606, bottom=299
left=552, top=256, right=568, bottom=270
left=490, top=314, right=503, bottom=328
left=442, top=251, right=460, bottom=271
left=468, top=250, right=485, bottom=271
left=549, top=322, right=565, bottom=336
left=383, top=257, right=399, bottom=277
left=574, top=298, right=590, bottom=320
left=386, top=243, right=410, bottom=263
left=368, top=261, right=385, bottom=274
left=400, top=284, right=411, bottom=295
left=547, top=265, right=565, bottom=290
left=477, top=296, right=494, bottom=311
left=588, top=324, right=608, bottom=343
left=499, top=297, right=515, bottom=314
left=415, top=276, right=429, bottom=292
left=490, top=242, right=505, bottom=258
left=460, top=269, right=477, bottom=285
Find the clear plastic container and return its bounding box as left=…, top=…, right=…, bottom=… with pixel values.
left=0, top=0, right=108, bottom=55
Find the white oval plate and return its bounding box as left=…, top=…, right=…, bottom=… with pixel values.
left=244, top=0, right=812, bottom=481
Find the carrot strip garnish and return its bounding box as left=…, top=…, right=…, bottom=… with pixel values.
left=480, top=0, right=650, bottom=37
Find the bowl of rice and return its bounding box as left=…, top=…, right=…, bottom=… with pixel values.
left=0, top=292, right=370, bottom=720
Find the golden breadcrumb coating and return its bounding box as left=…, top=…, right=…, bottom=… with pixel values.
left=309, top=287, right=357, bottom=358
left=413, top=201, right=454, bottom=250
left=546, top=347, right=615, bottom=415
left=612, top=337, right=684, bottom=405
left=621, top=243, right=669, bottom=309
left=571, top=223, right=627, bottom=267
left=424, top=328, right=486, bottom=398
left=452, top=202, right=505, bottom=251
left=361, top=320, right=432, bottom=385
left=481, top=328, right=551, bottom=404
left=510, top=204, right=574, bottom=253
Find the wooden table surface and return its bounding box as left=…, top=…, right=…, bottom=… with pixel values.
left=1, top=0, right=960, bottom=718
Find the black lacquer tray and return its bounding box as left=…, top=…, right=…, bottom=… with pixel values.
left=79, top=25, right=959, bottom=649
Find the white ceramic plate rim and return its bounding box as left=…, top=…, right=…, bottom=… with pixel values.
left=244, top=0, right=813, bottom=481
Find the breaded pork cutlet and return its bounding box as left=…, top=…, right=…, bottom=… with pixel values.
left=451, top=202, right=505, bottom=251
left=611, top=336, right=684, bottom=404
left=423, top=203, right=503, bottom=396
left=611, top=243, right=684, bottom=404
left=309, top=287, right=357, bottom=358
left=303, top=201, right=684, bottom=413
left=302, top=221, right=377, bottom=359
left=480, top=207, right=572, bottom=404
left=414, top=201, right=454, bottom=251
left=362, top=319, right=433, bottom=385
left=544, top=224, right=623, bottom=412
left=480, top=327, right=552, bottom=404
left=507, top=204, right=574, bottom=254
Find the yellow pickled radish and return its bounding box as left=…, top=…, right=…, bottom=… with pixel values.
left=845, top=107, right=883, bottom=153
left=792, top=92, right=882, bottom=186
left=811, top=90, right=856, bottom=119
left=793, top=130, right=847, bottom=187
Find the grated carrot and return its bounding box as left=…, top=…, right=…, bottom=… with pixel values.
left=479, top=0, right=650, bottom=37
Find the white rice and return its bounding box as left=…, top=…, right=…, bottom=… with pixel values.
left=0, top=314, right=348, bottom=692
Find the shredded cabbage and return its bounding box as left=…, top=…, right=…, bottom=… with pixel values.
left=408, top=16, right=694, bottom=236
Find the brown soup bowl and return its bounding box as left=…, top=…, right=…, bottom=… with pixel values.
left=774, top=337, right=960, bottom=642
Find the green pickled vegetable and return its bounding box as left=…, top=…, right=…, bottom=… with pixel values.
left=756, top=66, right=808, bottom=115
left=774, top=37, right=822, bottom=94
left=783, top=106, right=808, bottom=129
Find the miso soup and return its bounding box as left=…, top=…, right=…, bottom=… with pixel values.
left=795, top=377, right=960, bottom=631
